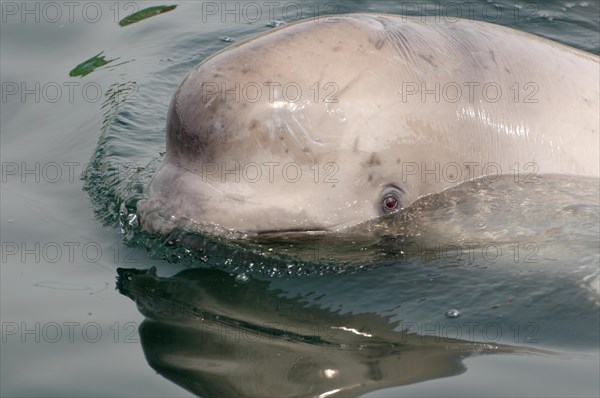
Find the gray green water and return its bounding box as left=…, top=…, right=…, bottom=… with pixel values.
left=1, top=1, right=599, bottom=397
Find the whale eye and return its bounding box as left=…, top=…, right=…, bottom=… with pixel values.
left=380, top=186, right=404, bottom=214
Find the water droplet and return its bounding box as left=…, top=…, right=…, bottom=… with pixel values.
left=266, top=20, right=285, bottom=28
left=445, top=309, right=460, bottom=318
left=235, top=273, right=250, bottom=283
left=127, top=213, right=137, bottom=226
left=323, top=369, right=338, bottom=378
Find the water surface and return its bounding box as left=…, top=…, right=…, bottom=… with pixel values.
left=1, top=1, right=599, bottom=397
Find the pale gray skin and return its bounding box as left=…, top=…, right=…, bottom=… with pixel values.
left=138, top=14, right=599, bottom=237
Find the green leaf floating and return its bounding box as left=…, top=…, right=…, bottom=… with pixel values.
left=69, top=52, right=117, bottom=77
left=118, top=5, right=177, bottom=27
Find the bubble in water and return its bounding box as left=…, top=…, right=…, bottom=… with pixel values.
left=445, top=309, right=460, bottom=318
left=235, top=273, right=250, bottom=283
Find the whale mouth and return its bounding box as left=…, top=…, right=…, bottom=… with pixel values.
left=253, top=228, right=330, bottom=241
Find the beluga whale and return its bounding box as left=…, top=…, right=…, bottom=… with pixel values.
left=137, top=13, right=599, bottom=239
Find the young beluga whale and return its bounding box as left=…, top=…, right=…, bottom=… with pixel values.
left=137, top=13, right=599, bottom=238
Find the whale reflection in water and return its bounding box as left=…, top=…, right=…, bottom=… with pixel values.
left=116, top=175, right=599, bottom=397
left=117, top=267, right=554, bottom=398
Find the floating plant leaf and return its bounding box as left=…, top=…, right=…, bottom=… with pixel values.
left=69, top=52, right=117, bottom=77
left=118, top=5, right=177, bottom=27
